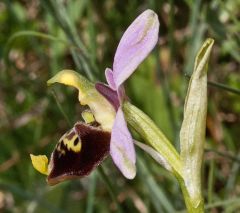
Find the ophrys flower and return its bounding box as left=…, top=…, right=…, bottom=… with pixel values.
left=30, top=9, right=159, bottom=184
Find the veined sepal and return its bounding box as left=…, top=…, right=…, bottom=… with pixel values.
left=122, top=101, right=183, bottom=178
left=180, top=38, right=214, bottom=210
left=47, top=70, right=116, bottom=131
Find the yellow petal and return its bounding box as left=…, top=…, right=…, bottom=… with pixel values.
left=81, top=110, right=95, bottom=124
left=30, top=154, right=49, bottom=175
left=47, top=70, right=115, bottom=131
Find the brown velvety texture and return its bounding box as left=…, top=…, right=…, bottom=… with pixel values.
left=48, top=122, right=111, bottom=185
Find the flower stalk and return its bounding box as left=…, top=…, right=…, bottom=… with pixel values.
left=123, top=102, right=182, bottom=177
left=123, top=38, right=214, bottom=212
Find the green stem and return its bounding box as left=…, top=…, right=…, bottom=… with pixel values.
left=207, top=159, right=214, bottom=204
left=178, top=176, right=204, bottom=213
left=185, top=74, right=240, bottom=96
left=208, top=80, right=240, bottom=96
left=123, top=102, right=182, bottom=177
left=41, top=0, right=96, bottom=81
left=123, top=102, right=205, bottom=212
left=86, top=172, right=97, bottom=213
left=97, top=166, right=123, bottom=213
left=50, top=89, right=72, bottom=127
left=205, top=197, right=240, bottom=210
left=4, top=30, right=72, bottom=66
left=154, top=49, right=178, bottom=142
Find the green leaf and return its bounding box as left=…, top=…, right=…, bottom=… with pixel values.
left=138, top=157, right=176, bottom=213
left=180, top=38, right=214, bottom=209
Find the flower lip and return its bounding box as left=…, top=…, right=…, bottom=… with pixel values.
left=47, top=122, right=111, bottom=185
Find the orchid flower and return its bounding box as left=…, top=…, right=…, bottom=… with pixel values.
left=29, top=9, right=215, bottom=212
left=30, top=9, right=159, bottom=184
left=96, top=9, right=159, bottom=178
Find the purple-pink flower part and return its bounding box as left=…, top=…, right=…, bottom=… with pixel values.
left=96, top=9, right=159, bottom=179
left=95, top=83, right=120, bottom=111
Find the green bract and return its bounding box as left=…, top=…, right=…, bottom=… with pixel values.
left=123, top=38, right=214, bottom=213
left=180, top=38, right=214, bottom=211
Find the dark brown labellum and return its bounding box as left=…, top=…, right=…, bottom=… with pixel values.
left=47, top=122, right=111, bottom=185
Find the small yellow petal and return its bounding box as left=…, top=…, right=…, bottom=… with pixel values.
left=81, top=110, right=95, bottom=124
left=30, top=154, right=49, bottom=175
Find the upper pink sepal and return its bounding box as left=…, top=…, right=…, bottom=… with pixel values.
left=113, top=9, right=159, bottom=88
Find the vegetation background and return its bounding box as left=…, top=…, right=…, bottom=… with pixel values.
left=0, top=0, right=239, bottom=212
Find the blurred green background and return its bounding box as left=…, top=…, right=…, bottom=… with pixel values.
left=0, top=0, right=239, bottom=212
